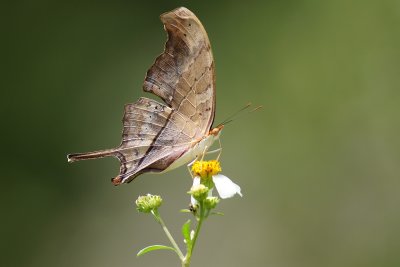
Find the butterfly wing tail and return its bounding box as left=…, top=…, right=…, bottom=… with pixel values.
left=67, top=148, right=117, bottom=163
left=67, top=148, right=127, bottom=186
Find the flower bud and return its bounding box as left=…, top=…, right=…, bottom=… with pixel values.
left=204, top=196, right=220, bottom=210
left=189, top=184, right=209, bottom=202
left=135, top=194, right=162, bottom=213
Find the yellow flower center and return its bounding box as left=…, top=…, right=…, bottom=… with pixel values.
left=191, top=160, right=221, bottom=179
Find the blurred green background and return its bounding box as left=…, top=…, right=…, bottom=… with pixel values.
left=2, top=1, right=400, bottom=266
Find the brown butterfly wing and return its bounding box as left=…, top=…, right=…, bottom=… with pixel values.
left=67, top=7, right=215, bottom=184
left=144, top=7, right=216, bottom=136
left=118, top=97, right=198, bottom=183
left=68, top=97, right=196, bottom=183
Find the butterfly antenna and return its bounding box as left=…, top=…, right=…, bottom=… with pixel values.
left=216, top=103, right=262, bottom=127
left=215, top=102, right=251, bottom=127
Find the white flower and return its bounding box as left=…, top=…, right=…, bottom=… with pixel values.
left=191, top=174, right=242, bottom=205
left=190, top=160, right=242, bottom=206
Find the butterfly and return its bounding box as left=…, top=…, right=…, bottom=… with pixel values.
left=67, top=7, right=223, bottom=185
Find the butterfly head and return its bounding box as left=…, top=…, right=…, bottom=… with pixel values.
left=209, top=125, right=224, bottom=138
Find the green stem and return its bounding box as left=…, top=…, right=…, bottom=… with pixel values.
left=151, top=210, right=185, bottom=261
left=183, top=202, right=206, bottom=267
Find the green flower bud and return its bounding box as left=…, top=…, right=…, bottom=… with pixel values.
left=135, top=194, right=162, bottom=213
left=204, top=196, right=219, bottom=210
left=189, top=184, right=209, bottom=202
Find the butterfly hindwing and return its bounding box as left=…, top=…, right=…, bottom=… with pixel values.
left=117, top=97, right=195, bottom=183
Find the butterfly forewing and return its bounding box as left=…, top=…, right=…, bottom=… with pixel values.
left=143, top=7, right=215, bottom=138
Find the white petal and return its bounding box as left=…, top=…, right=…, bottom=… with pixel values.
left=213, top=174, right=243, bottom=199
left=208, top=188, right=214, bottom=197
left=192, top=177, right=201, bottom=186
left=191, top=177, right=201, bottom=206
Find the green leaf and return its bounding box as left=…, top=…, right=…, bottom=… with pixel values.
left=211, top=211, right=224, bottom=216
left=182, top=219, right=192, bottom=246
left=137, top=245, right=175, bottom=257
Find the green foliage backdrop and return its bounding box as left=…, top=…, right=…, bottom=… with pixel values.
left=2, top=1, right=399, bottom=266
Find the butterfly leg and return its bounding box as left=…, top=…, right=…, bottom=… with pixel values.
left=187, top=157, right=199, bottom=178
left=205, top=138, right=223, bottom=160
left=200, top=145, right=208, bottom=161
left=203, top=138, right=223, bottom=158
left=215, top=138, right=223, bottom=161
left=204, top=148, right=221, bottom=155
left=187, top=165, right=194, bottom=178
